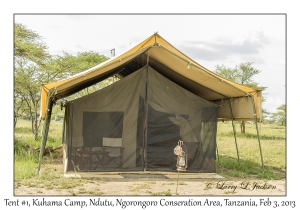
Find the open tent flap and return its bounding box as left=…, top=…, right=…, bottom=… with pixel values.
left=212, top=89, right=262, bottom=121
left=63, top=65, right=219, bottom=172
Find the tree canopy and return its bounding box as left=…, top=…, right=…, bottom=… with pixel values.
left=14, top=23, right=50, bottom=138
left=14, top=23, right=109, bottom=139
left=271, top=104, right=286, bottom=126
left=14, top=23, right=49, bottom=63
left=41, top=51, right=108, bottom=83
left=215, top=62, right=261, bottom=88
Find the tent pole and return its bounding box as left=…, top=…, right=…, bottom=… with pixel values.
left=62, top=104, right=68, bottom=172
left=228, top=98, right=240, bottom=164
left=37, top=94, right=54, bottom=175
left=250, top=95, right=264, bottom=169
left=216, top=142, right=220, bottom=163
left=143, top=60, right=150, bottom=171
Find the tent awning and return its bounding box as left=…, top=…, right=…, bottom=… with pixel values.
left=40, top=33, right=262, bottom=121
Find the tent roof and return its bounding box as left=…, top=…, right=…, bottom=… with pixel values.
left=40, top=33, right=261, bottom=119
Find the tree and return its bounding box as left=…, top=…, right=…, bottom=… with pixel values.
left=14, top=23, right=109, bottom=140
left=14, top=23, right=50, bottom=139
left=215, top=62, right=260, bottom=86
left=14, top=23, right=49, bottom=63
left=44, top=51, right=110, bottom=120
left=261, top=108, right=271, bottom=123
left=271, top=104, right=286, bottom=126
left=43, top=51, right=109, bottom=101
left=215, top=62, right=262, bottom=133
left=41, top=51, right=108, bottom=83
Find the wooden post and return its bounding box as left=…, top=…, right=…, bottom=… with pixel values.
left=216, top=142, right=220, bottom=163
left=37, top=95, right=54, bottom=174
left=250, top=95, right=264, bottom=169
left=176, top=170, right=180, bottom=195
left=228, top=98, right=240, bottom=164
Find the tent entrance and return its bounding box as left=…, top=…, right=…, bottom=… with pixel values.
left=146, top=104, right=187, bottom=171
left=64, top=65, right=219, bottom=173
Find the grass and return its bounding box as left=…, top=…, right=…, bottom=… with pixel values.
left=216, top=122, right=286, bottom=179
left=15, top=162, right=106, bottom=195
left=14, top=119, right=63, bottom=181
left=17, top=165, right=84, bottom=189
left=150, top=189, right=172, bottom=196
left=130, top=183, right=151, bottom=192
left=14, top=145, right=38, bottom=180
left=162, top=182, right=175, bottom=185
left=14, top=119, right=286, bottom=194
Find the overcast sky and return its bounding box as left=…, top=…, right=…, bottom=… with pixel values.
left=15, top=14, right=286, bottom=113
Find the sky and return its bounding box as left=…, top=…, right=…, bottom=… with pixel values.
left=14, top=14, right=286, bottom=114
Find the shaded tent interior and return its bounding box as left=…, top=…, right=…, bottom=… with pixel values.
left=38, top=33, right=263, bottom=174
left=64, top=66, right=219, bottom=172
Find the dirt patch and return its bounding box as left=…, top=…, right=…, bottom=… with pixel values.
left=14, top=163, right=285, bottom=196
left=15, top=179, right=285, bottom=196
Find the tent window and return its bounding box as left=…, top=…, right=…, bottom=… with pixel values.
left=82, top=112, right=124, bottom=147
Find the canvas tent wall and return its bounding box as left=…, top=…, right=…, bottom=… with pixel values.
left=38, top=33, right=263, bottom=173
left=64, top=66, right=219, bottom=172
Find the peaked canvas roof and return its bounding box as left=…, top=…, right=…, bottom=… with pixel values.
left=40, top=33, right=262, bottom=120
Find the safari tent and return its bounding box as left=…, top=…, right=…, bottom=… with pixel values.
left=38, top=33, right=263, bottom=173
